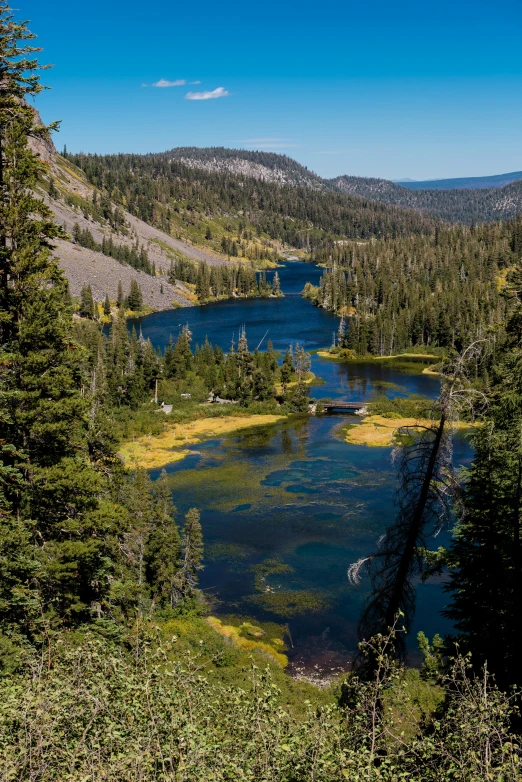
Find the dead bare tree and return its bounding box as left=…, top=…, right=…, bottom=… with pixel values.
left=350, top=342, right=488, bottom=661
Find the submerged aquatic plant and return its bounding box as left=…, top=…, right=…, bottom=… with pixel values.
left=246, top=590, right=331, bottom=618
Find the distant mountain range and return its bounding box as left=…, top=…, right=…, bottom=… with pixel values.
left=399, top=171, right=522, bottom=190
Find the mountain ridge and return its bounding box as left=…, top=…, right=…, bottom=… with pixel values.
left=126, top=146, right=522, bottom=224
left=332, top=173, right=522, bottom=223
left=401, top=170, right=522, bottom=190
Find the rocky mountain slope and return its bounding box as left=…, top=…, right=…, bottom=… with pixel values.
left=166, top=147, right=325, bottom=189
left=33, top=129, right=233, bottom=309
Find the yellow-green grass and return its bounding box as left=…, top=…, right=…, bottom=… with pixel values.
left=344, top=415, right=475, bottom=448
left=317, top=349, right=439, bottom=362
left=207, top=617, right=288, bottom=667
left=119, top=414, right=286, bottom=468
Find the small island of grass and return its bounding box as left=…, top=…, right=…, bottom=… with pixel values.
left=119, top=414, right=286, bottom=468
left=344, top=414, right=477, bottom=447
left=344, top=414, right=435, bottom=447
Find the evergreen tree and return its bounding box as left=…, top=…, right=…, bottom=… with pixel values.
left=48, top=177, right=58, bottom=199
left=445, top=418, right=522, bottom=690
left=126, top=279, right=143, bottom=311
left=79, top=284, right=95, bottom=318
left=266, top=339, right=278, bottom=373
left=116, top=279, right=123, bottom=308
left=147, top=470, right=181, bottom=608
left=0, top=6, right=121, bottom=636
left=293, top=343, right=311, bottom=383
left=446, top=279, right=522, bottom=689
left=280, top=347, right=295, bottom=395
left=103, top=293, right=111, bottom=316
left=178, top=508, right=204, bottom=601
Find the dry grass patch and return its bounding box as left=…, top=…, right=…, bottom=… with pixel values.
left=345, top=415, right=476, bottom=447
left=344, top=415, right=432, bottom=447
left=206, top=617, right=288, bottom=667
left=119, top=414, right=285, bottom=469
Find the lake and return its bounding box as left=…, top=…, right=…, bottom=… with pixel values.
left=131, top=262, right=473, bottom=675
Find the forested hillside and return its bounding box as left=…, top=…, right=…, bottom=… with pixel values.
left=305, top=220, right=519, bottom=354
left=68, top=145, right=522, bottom=227
left=67, top=149, right=437, bottom=253
left=333, top=173, right=522, bottom=223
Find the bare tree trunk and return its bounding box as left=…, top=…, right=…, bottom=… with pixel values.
left=384, top=414, right=446, bottom=629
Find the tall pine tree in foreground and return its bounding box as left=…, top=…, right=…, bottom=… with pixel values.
left=446, top=267, right=522, bottom=690
left=0, top=3, right=120, bottom=645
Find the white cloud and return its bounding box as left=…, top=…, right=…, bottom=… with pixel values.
left=190, top=80, right=201, bottom=85
left=185, top=86, right=229, bottom=101
left=152, top=78, right=186, bottom=88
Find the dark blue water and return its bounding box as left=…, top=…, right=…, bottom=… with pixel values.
left=130, top=261, right=335, bottom=354
left=137, top=262, right=473, bottom=674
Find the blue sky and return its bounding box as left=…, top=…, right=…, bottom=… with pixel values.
left=24, top=0, right=522, bottom=180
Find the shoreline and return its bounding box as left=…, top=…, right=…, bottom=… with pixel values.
left=316, top=348, right=441, bottom=363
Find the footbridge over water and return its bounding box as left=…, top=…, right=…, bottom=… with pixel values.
left=311, top=400, right=368, bottom=414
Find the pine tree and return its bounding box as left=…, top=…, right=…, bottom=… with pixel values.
left=0, top=5, right=121, bottom=635
left=446, top=287, right=522, bottom=689
left=48, top=177, right=58, bottom=199
left=280, top=347, right=295, bottom=396
left=116, top=279, right=123, bottom=308
left=79, top=284, right=95, bottom=318
left=103, top=293, right=111, bottom=316
left=178, top=508, right=204, bottom=600
left=126, top=279, right=143, bottom=311
left=266, top=340, right=278, bottom=373
left=272, top=271, right=281, bottom=296
left=147, top=470, right=181, bottom=608
left=293, top=343, right=311, bottom=383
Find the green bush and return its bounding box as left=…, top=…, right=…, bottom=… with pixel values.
left=1, top=629, right=520, bottom=781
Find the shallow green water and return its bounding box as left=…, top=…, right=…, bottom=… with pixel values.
left=154, top=415, right=472, bottom=672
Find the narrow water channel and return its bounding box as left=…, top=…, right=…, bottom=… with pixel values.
left=131, top=262, right=474, bottom=675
